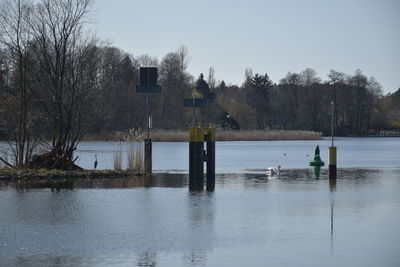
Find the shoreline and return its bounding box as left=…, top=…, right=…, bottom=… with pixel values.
left=0, top=169, right=142, bottom=181
left=81, top=129, right=323, bottom=142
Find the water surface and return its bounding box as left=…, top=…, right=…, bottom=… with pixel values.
left=1, top=138, right=399, bottom=266
left=73, top=137, right=400, bottom=172
left=1, top=169, right=399, bottom=266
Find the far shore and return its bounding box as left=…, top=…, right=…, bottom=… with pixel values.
left=82, top=129, right=323, bottom=142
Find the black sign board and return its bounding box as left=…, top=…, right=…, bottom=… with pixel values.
left=140, top=67, right=157, bottom=87
left=183, top=98, right=208, bottom=107
left=136, top=67, right=161, bottom=93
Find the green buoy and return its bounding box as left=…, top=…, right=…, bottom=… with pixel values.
left=309, top=145, right=325, bottom=167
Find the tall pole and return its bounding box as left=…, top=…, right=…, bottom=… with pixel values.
left=192, top=94, right=195, bottom=127
left=147, top=68, right=150, bottom=140
left=329, top=100, right=337, bottom=179
left=144, top=68, right=151, bottom=174
left=331, top=101, right=334, bottom=147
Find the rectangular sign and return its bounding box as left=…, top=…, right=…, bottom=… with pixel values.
left=183, top=98, right=208, bottom=107
left=139, top=67, right=157, bottom=87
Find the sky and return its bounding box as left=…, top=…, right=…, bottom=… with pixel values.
left=91, top=0, right=400, bottom=93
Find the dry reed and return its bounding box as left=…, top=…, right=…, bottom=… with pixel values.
left=217, top=130, right=322, bottom=141
left=84, top=128, right=321, bottom=142
left=149, top=129, right=321, bottom=142
left=127, top=142, right=144, bottom=173
left=113, top=145, right=123, bottom=170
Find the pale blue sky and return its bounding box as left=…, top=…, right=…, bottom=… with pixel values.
left=92, top=0, right=399, bottom=93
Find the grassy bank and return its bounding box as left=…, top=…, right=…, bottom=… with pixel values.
left=83, top=129, right=322, bottom=142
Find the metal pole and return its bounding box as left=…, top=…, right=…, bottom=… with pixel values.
left=147, top=68, right=150, bottom=140
left=331, top=101, right=334, bottom=147
left=192, top=94, right=195, bottom=127
left=144, top=68, right=152, bottom=174
left=329, top=100, right=337, bottom=180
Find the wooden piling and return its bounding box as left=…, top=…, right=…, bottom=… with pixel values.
left=189, top=128, right=204, bottom=191
left=205, top=128, right=216, bottom=192
left=329, top=146, right=337, bottom=179
left=188, top=127, right=216, bottom=192
left=144, top=139, right=152, bottom=174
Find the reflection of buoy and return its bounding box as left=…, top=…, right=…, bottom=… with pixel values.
left=313, top=166, right=321, bottom=178
left=309, top=145, right=325, bottom=167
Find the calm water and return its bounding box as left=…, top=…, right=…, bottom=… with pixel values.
left=73, top=137, right=400, bottom=172
left=0, top=138, right=400, bottom=266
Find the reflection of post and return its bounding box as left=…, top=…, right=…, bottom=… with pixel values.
left=329, top=171, right=336, bottom=255
left=137, top=252, right=157, bottom=266
left=330, top=201, right=334, bottom=254
left=329, top=176, right=337, bottom=191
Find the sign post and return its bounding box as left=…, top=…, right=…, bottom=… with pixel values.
left=329, top=101, right=337, bottom=180
left=184, top=97, right=215, bottom=192
left=136, top=67, right=161, bottom=174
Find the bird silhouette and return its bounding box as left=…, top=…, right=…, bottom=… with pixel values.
left=94, top=154, right=98, bottom=169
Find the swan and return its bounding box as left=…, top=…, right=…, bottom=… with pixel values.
left=266, top=166, right=281, bottom=176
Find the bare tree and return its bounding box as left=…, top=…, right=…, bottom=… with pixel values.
left=137, top=54, right=159, bottom=67
left=0, top=0, right=39, bottom=168
left=27, top=0, right=100, bottom=169
left=158, top=47, right=192, bottom=129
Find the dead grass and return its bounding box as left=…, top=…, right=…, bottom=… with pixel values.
left=217, top=130, right=322, bottom=141
left=149, top=129, right=321, bottom=141
left=150, top=129, right=188, bottom=142
left=113, top=146, right=123, bottom=170
left=127, top=143, right=144, bottom=173
left=83, top=129, right=322, bottom=142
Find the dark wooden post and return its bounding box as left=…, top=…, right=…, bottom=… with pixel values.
left=144, top=139, right=152, bottom=174
left=189, top=128, right=204, bottom=191
left=205, top=128, right=215, bottom=192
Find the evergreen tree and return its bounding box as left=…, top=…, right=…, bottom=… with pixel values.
left=249, top=73, right=273, bottom=129
left=196, top=73, right=211, bottom=98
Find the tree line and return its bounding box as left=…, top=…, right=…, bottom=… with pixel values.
left=1, top=0, right=399, bottom=169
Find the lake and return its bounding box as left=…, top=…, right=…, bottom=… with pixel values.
left=73, top=137, right=400, bottom=172
left=0, top=137, right=399, bottom=266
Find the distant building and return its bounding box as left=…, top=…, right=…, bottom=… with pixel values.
left=379, top=130, right=400, bottom=137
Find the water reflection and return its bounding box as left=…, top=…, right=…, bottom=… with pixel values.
left=313, top=166, right=321, bottom=178
left=185, top=192, right=216, bottom=266
left=183, top=250, right=207, bottom=266
left=1, top=168, right=399, bottom=266
left=0, top=168, right=397, bottom=192
left=137, top=252, right=157, bottom=267
left=329, top=172, right=337, bottom=255
left=0, top=168, right=400, bottom=193
left=0, top=174, right=188, bottom=191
